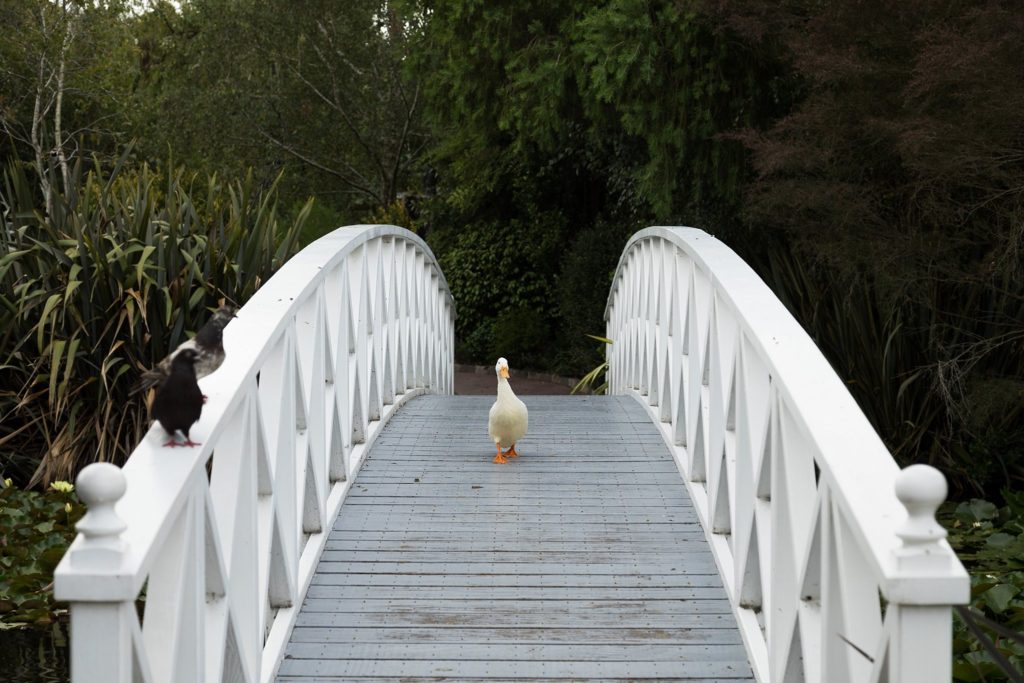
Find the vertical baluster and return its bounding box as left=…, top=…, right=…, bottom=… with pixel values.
left=144, top=473, right=204, bottom=683
left=209, top=396, right=260, bottom=681
left=381, top=237, right=396, bottom=406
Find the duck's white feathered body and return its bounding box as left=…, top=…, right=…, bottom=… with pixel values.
left=489, top=379, right=528, bottom=447
left=488, top=357, right=528, bottom=463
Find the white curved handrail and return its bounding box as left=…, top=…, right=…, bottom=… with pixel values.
left=55, top=225, right=454, bottom=683
left=605, top=227, right=968, bottom=683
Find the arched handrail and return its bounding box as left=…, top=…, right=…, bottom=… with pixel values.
left=605, top=227, right=969, bottom=682
left=55, top=225, right=454, bottom=683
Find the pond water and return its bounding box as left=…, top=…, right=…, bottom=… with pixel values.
left=0, top=623, right=69, bottom=682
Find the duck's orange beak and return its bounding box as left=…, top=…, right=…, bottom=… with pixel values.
left=500, top=366, right=510, bottom=379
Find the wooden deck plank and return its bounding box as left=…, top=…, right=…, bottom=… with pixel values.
left=303, top=586, right=729, bottom=600
left=345, top=484, right=694, bottom=498
left=316, top=550, right=712, bottom=563
left=277, top=659, right=751, bottom=679
left=279, top=395, right=753, bottom=681
left=286, top=626, right=744, bottom=645
left=280, top=679, right=745, bottom=683
left=293, top=612, right=744, bottom=629
left=284, top=642, right=742, bottom=662
left=309, top=573, right=726, bottom=588
left=339, top=501, right=693, bottom=510
left=296, top=598, right=734, bottom=614
left=323, top=533, right=708, bottom=546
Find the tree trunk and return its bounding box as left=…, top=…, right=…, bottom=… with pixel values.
left=53, top=17, right=76, bottom=195
left=30, top=49, right=53, bottom=217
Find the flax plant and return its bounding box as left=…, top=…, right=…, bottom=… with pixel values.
left=0, top=152, right=312, bottom=487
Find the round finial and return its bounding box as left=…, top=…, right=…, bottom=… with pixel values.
left=895, top=464, right=947, bottom=510
left=76, top=462, right=127, bottom=508
left=71, top=464, right=128, bottom=571
left=894, top=464, right=948, bottom=548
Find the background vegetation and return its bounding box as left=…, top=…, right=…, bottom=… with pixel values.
left=0, top=0, right=1021, bottom=677
left=1, top=153, right=309, bottom=486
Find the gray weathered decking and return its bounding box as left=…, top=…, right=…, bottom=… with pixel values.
left=278, top=395, right=754, bottom=681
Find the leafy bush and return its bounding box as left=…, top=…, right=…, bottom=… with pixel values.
left=0, top=152, right=311, bottom=487
left=556, top=218, right=635, bottom=376
left=0, top=479, right=82, bottom=626
left=490, top=306, right=551, bottom=371
left=294, top=197, right=348, bottom=246
left=437, top=215, right=562, bottom=368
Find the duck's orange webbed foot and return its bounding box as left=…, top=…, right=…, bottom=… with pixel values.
left=504, top=444, right=519, bottom=458
left=493, top=444, right=509, bottom=464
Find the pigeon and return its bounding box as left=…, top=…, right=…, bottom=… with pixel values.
left=134, top=305, right=236, bottom=396
left=151, top=348, right=204, bottom=447
left=488, top=357, right=528, bottom=464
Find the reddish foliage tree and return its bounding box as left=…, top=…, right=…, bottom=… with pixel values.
left=712, top=0, right=1024, bottom=493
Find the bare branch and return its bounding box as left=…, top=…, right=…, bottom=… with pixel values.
left=388, top=80, right=420, bottom=199
left=282, top=59, right=388, bottom=185
left=258, top=129, right=382, bottom=204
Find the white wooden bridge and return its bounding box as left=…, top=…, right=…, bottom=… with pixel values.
left=55, top=225, right=969, bottom=682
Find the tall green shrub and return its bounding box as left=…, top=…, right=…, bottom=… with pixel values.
left=0, top=153, right=311, bottom=487
left=437, top=212, right=563, bottom=366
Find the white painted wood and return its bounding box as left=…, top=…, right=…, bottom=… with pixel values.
left=66, top=463, right=127, bottom=573
left=54, top=225, right=454, bottom=683
left=69, top=601, right=152, bottom=683
left=604, top=227, right=970, bottom=682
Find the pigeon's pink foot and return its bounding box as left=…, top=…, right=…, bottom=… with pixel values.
left=202, top=395, right=209, bottom=404
left=182, top=439, right=202, bottom=448
left=163, top=438, right=182, bottom=447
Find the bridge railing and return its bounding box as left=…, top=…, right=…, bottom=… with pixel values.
left=54, top=225, right=455, bottom=683
left=605, top=227, right=969, bottom=683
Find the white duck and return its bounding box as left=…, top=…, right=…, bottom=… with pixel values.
left=488, top=357, right=528, bottom=464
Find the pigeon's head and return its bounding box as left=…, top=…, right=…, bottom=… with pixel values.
left=209, top=305, right=237, bottom=329
left=172, top=348, right=201, bottom=370
left=495, top=357, right=510, bottom=380
left=195, top=306, right=237, bottom=346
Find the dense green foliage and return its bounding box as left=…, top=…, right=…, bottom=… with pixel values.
left=0, top=154, right=310, bottom=486
left=0, top=0, right=1018, bottom=495
left=128, top=0, right=426, bottom=212
left=0, top=0, right=1017, bottom=498
left=0, top=0, right=137, bottom=168
left=414, top=0, right=1022, bottom=500
left=413, top=0, right=785, bottom=375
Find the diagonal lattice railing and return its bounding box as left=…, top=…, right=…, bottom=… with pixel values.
left=54, top=225, right=454, bottom=683
left=605, top=227, right=969, bottom=682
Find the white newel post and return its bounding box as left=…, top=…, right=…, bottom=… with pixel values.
left=55, top=462, right=146, bottom=683
left=883, top=464, right=967, bottom=683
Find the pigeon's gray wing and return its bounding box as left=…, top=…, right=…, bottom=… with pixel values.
left=132, top=340, right=199, bottom=394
